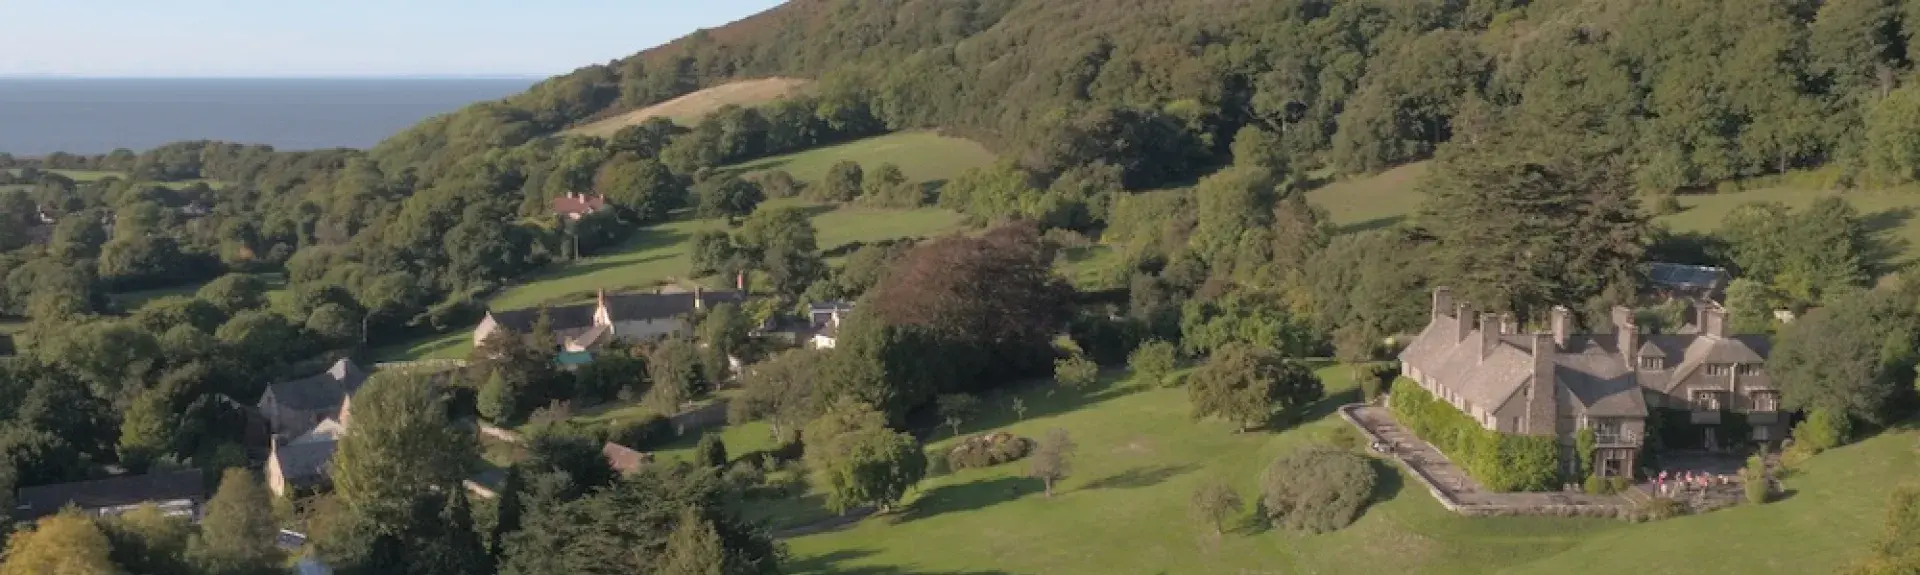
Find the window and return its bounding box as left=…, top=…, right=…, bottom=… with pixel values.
left=1738, top=364, right=1764, bottom=376
left=1510, top=417, right=1520, bottom=432
left=1751, top=391, right=1780, bottom=412
left=1692, top=390, right=1723, bottom=411
left=1639, top=357, right=1664, bottom=370
left=1706, top=364, right=1733, bottom=376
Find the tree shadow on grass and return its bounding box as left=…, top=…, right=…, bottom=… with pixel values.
left=894, top=476, right=1042, bottom=524
left=1861, top=206, right=1916, bottom=273
left=788, top=548, right=1023, bottom=575
left=1335, top=215, right=1407, bottom=235
left=1265, top=387, right=1362, bottom=432
left=1080, top=464, right=1200, bottom=491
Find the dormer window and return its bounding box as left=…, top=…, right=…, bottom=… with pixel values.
left=1751, top=391, right=1780, bottom=412
left=1738, top=364, right=1764, bottom=376
left=1706, top=364, right=1734, bottom=376
left=1638, top=356, right=1664, bottom=370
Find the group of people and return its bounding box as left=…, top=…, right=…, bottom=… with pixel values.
left=1653, top=469, right=1736, bottom=498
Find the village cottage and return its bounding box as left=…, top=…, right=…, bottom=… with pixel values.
left=1398, top=288, right=1778, bottom=480
left=472, top=287, right=743, bottom=351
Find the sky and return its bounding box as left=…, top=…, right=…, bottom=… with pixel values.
left=0, top=0, right=786, bottom=78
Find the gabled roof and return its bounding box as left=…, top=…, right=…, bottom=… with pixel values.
left=262, top=359, right=368, bottom=412
left=290, top=419, right=347, bottom=445
left=602, top=442, right=648, bottom=475
left=603, top=291, right=743, bottom=322
left=552, top=193, right=607, bottom=216
left=1647, top=262, right=1728, bottom=290
left=273, top=440, right=339, bottom=483
left=13, top=470, right=206, bottom=519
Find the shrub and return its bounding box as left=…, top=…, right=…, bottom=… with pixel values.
left=1055, top=353, right=1100, bottom=391
left=723, top=461, right=768, bottom=496
left=1388, top=383, right=1561, bottom=491
left=926, top=451, right=952, bottom=477
left=1261, top=446, right=1378, bottom=533
left=1795, top=408, right=1850, bottom=453
left=1780, top=442, right=1815, bottom=473
left=695, top=433, right=729, bottom=468
left=1127, top=339, right=1179, bottom=387
left=1639, top=497, right=1687, bottom=521
left=1358, top=364, right=1395, bottom=403
left=1742, top=453, right=1770, bottom=505
left=1584, top=474, right=1609, bottom=495
left=1609, top=476, right=1631, bottom=495
left=946, top=432, right=1035, bottom=471
left=1326, top=426, right=1366, bottom=453
left=607, top=413, right=673, bottom=450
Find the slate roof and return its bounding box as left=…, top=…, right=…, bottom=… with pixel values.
left=273, top=440, right=339, bottom=484
left=290, top=419, right=347, bottom=445
left=603, top=291, right=744, bottom=322
left=1401, top=304, right=1772, bottom=422
left=263, top=359, right=369, bottom=412
left=1647, top=262, right=1728, bottom=291
left=13, top=470, right=206, bottom=519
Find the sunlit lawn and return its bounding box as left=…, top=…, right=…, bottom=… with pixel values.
left=724, top=131, right=997, bottom=187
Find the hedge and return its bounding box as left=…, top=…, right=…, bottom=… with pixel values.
left=1389, top=380, right=1561, bottom=492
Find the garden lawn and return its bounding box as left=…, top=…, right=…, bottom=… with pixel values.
left=784, top=366, right=1628, bottom=575
left=723, top=132, right=996, bottom=187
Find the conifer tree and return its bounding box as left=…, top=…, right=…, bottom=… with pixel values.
left=659, top=506, right=726, bottom=575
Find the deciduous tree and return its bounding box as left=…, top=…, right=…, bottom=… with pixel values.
left=1188, top=344, right=1323, bottom=431
left=1029, top=428, right=1077, bottom=498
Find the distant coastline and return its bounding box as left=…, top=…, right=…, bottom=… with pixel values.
left=0, top=77, right=536, bottom=155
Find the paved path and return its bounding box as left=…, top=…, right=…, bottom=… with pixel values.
left=1343, top=404, right=1629, bottom=516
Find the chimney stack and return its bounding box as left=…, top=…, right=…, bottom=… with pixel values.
left=1455, top=302, right=1475, bottom=343
left=1612, top=306, right=1639, bottom=370
left=694, top=286, right=704, bottom=310
left=1479, top=312, right=1501, bottom=360
left=1433, top=287, right=1455, bottom=321
left=1499, top=312, right=1518, bottom=335
left=1702, top=303, right=1727, bottom=338
left=1550, top=306, right=1573, bottom=351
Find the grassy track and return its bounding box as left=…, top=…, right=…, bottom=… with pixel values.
left=724, top=132, right=997, bottom=187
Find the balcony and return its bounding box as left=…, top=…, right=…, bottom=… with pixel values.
left=1747, top=410, right=1781, bottom=425
left=1690, top=410, right=1722, bottom=425
left=1594, top=430, right=1642, bottom=447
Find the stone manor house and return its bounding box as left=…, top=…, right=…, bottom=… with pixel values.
left=1398, top=288, right=1779, bottom=479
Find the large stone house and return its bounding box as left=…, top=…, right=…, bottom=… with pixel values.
left=472, top=287, right=743, bottom=351
left=256, top=359, right=367, bottom=497
left=1398, top=288, right=1779, bottom=479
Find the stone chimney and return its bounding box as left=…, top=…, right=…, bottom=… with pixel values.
left=1479, top=312, right=1501, bottom=360
left=1702, top=303, right=1727, bottom=338
left=694, top=286, right=705, bottom=310
left=736, top=271, right=746, bottom=292
left=1549, top=306, right=1574, bottom=351
left=1455, top=302, right=1475, bottom=343
left=1433, top=287, right=1455, bottom=321
left=1611, top=306, right=1639, bottom=370
left=1527, top=332, right=1558, bottom=436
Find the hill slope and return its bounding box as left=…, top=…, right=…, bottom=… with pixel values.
left=565, top=77, right=811, bottom=137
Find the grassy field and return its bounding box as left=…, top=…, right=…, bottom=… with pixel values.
left=566, top=78, right=812, bottom=137
left=1305, top=162, right=1431, bottom=234
left=724, top=132, right=998, bottom=187
left=773, top=364, right=1911, bottom=574
left=379, top=201, right=967, bottom=361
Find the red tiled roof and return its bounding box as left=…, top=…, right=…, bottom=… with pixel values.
left=552, top=194, right=608, bottom=216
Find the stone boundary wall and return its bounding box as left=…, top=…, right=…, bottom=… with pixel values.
left=1339, top=403, right=1630, bottom=519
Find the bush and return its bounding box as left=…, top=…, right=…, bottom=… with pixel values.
left=1584, top=474, right=1609, bottom=495
left=926, top=451, right=952, bottom=477
left=1609, top=476, right=1630, bottom=494
left=1388, top=383, right=1562, bottom=491
left=946, top=432, right=1035, bottom=471
left=1326, top=426, right=1365, bottom=453
left=607, top=413, right=673, bottom=450
left=1638, top=497, right=1687, bottom=521
left=1358, top=364, right=1395, bottom=403
left=1794, top=408, right=1850, bottom=453
left=1742, top=453, right=1770, bottom=505
left=1261, top=446, right=1378, bottom=533
left=1128, top=339, right=1179, bottom=387
left=723, top=461, right=768, bottom=496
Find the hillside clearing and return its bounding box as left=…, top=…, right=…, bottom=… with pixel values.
left=724, top=131, right=997, bottom=187
left=566, top=77, right=811, bottom=137
left=6, top=169, right=226, bottom=190
left=1306, top=162, right=1431, bottom=234
left=378, top=201, right=966, bottom=361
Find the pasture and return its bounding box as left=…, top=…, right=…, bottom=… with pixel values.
left=724, top=131, right=997, bottom=188
left=565, top=77, right=812, bottom=137
left=770, top=365, right=1909, bottom=575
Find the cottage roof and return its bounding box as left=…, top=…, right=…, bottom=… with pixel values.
left=1400, top=321, right=1535, bottom=413
left=13, top=470, right=205, bottom=519
left=273, top=440, right=339, bottom=483
left=551, top=193, right=607, bottom=216
left=262, top=359, right=368, bottom=412
left=602, top=442, right=648, bottom=475
left=1647, top=262, right=1729, bottom=290
left=290, top=419, right=347, bottom=445
left=603, top=291, right=743, bottom=322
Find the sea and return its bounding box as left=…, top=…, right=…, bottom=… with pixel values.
left=0, top=77, right=538, bottom=156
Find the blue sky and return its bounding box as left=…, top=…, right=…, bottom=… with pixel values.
left=0, top=0, right=785, bottom=78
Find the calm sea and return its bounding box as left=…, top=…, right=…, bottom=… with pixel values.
left=0, top=78, right=537, bottom=155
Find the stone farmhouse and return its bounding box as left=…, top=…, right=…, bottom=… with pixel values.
left=256, top=359, right=368, bottom=497
left=471, top=287, right=743, bottom=351
left=1398, top=288, right=1778, bottom=480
